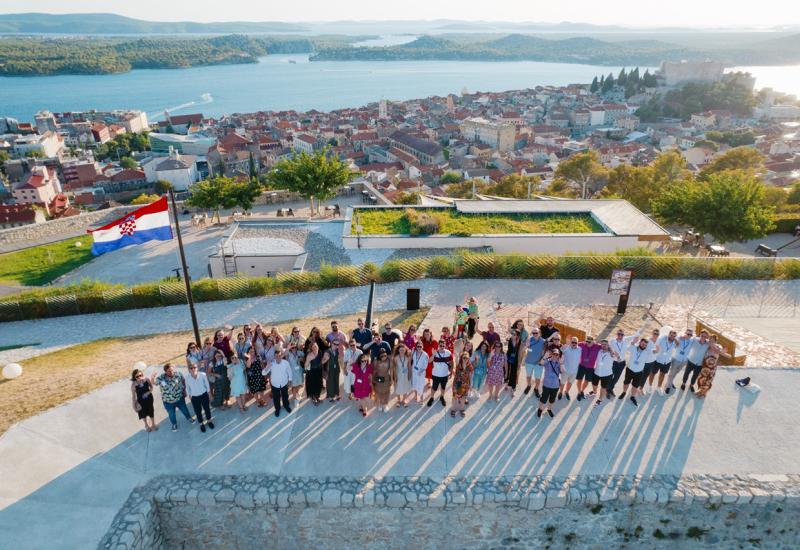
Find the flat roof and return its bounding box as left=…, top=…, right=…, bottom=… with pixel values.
left=453, top=199, right=669, bottom=237
left=226, top=237, right=305, bottom=257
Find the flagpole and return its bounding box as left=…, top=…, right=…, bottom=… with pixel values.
left=168, top=188, right=201, bottom=346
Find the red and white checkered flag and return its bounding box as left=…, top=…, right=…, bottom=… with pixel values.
left=119, top=215, right=137, bottom=236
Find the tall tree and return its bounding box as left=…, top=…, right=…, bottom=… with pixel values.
left=186, top=176, right=235, bottom=223
left=590, top=76, right=599, bottom=94
left=227, top=178, right=263, bottom=212
left=553, top=151, right=608, bottom=199
left=248, top=151, right=258, bottom=180
left=699, top=147, right=765, bottom=180
left=651, top=171, right=775, bottom=243
left=266, top=148, right=355, bottom=214
left=617, top=68, right=628, bottom=86
left=602, top=73, right=615, bottom=93
left=486, top=174, right=539, bottom=199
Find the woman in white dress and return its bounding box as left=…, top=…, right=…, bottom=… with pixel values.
left=410, top=341, right=429, bottom=404
left=393, top=343, right=413, bottom=407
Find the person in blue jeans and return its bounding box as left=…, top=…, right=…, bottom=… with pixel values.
left=155, top=363, right=194, bottom=431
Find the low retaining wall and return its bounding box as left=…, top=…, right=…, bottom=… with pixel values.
left=0, top=206, right=137, bottom=252
left=99, top=474, right=800, bottom=549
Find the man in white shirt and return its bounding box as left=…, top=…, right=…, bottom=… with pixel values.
left=665, top=328, right=694, bottom=394
left=343, top=340, right=362, bottom=400
left=186, top=364, right=214, bottom=432
left=428, top=340, right=452, bottom=408
left=608, top=328, right=641, bottom=397
left=560, top=336, right=583, bottom=401
left=270, top=349, right=293, bottom=417
left=410, top=342, right=429, bottom=403
left=619, top=338, right=651, bottom=406
left=640, top=329, right=661, bottom=395
left=680, top=329, right=711, bottom=393
left=593, top=340, right=619, bottom=407
left=648, top=329, right=678, bottom=393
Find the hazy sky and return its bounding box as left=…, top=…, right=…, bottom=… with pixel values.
left=0, top=0, right=795, bottom=28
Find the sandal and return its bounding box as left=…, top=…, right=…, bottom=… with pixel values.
left=403, top=402, right=409, bottom=408
left=450, top=410, right=456, bottom=418
left=460, top=411, right=466, bottom=417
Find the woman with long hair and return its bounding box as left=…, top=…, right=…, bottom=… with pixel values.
left=694, top=355, right=719, bottom=398
left=246, top=345, right=267, bottom=407
left=130, top=368, right=157, bottom=432
left=304, top=341, right=327, bottom=405
left=402, top=324, right=418, bottom=349
left=210, top=349, right=231, bottom=409
left=393, top=343, right=413, bottom=407
left=213, top=325, right=235, bottom=361
left=352, top=353, right=373, bottom=417
left=506, top=330, right=522, bottom=398
left=185, top=342, right=202, bottom=370
left=537, top=347, right=564, bottom=418
left=451, top=352, right=473, bottom=418
left=373, top=349, right=392, bottom=412
left=229, top=352, right=250, bottom=414
left=420, top=327, right=437, bottom=385
left=486, top=341, right=507, bottom=401
left=470, top=341, right=490, bottom=399
left=286, top=339, right=305, bottom=402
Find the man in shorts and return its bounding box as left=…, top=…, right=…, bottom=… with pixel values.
left=640, top=329, right=661, bottom=395
left=560, top=335, right=582, bottom=400
left=523, top=328, right=545, bottom=398
left=428, top=340, right=453, bottom=407
left=575, top=336, right=601, bottom=401
left=619, top=338, right=650, bottom=406
left=593, top=339, right=619, bottom=407
left=648, top=329, right=678, bottom=394
left=608, top=328, right=641, bottom=397
left=665, top=328, right=694, bottom=395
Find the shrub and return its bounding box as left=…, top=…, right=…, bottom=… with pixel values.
left=405, top=208, right=441, bottom=235
left=248, top=277, right=278, bottom=296
left=191, top=279, right=221, bottom=301
left=525, top=255, right=558, bottom=278
left=775, top=259, right=800, bottom=279
left=736, top=259, right=775, bottom=280
left=772, top=214, right=800, bottom=233
left=318, top=262, right=344, bottom=289
left=397, top=258, right=430, bottom=280
left=496, top=254, right=530, bottom=278
left=378, top=260, right=404, bottom=283
left=461, top=254, right=498, bottom=278
left=131, top=284, right=164, bottom=309
left=709, top=258, right=744, bottom=279
left=359, top=262, right=379, bottom=283
left=677, top=258, right=713, bottom=279
left=428, top=256, right=457, bottom=278
left=277, top=271, right=319, bottom=293
left=76, top=293, right=107, bottom=314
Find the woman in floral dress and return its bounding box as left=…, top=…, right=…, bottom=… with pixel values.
left=486, top=341, right=508, bottom=402
left=246, top=348, right=267, bottom=407
left=393, top=343, right=413, bottom=407
left=450, top=352, right=473, bottom=418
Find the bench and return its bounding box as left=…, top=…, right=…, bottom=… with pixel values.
left=529, top=316, right=587, bottom=343
left=694, top=320, right=747, bottom=366
left=755, top=244, right=777, bottom=257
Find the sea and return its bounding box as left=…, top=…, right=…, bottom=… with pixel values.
left=0, top=35, right=798, bottom=122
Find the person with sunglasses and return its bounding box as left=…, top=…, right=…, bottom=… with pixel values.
left=186, top=361, right=214, bottom=432
left=486, top=341, right=508, bottom=402
left=664, top=328, right=694, bottom=395
left=130, top=368, right=157, bottom=433
left=410, top=341, right=429, bottom=404
left=393, top=343, right=413, bottom=407
left=352, top=354, right=374, bottom=417
left=343, top=340, right=363, bottom=401
left=560, top=336, right=581, bottom=400
left=286, top=339, right=305, bottom=403
left=537, top=346, right=564, bottom=418
left=351, top=318, right=372, bottom=350
left=428, top=339, right=453, bottom=407
left=270, top=348, right=293, bottom=417
left=373, top=348, right=393, bottom=412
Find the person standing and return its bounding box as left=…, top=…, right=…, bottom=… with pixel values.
left=640, top=329, right=661, bottom=395
left=665, top=328, right=694, bottom=395
left=326, top=320, right=348, bottom=347
left=209, top=350, right=231, bottom=409
left=486, top=341, right=508, bottom=402
left=575, top=336, right=601, bottom=401
left=352, top=354, right=373, bottom=417
left=523, top=328, right=545, bottom=397
left=304, top=342, right=326, bottom=406
left=343, top=340, right=362, bottom=401
left=234, top=332, right=252, bottom=361
left=593, top=340, right=619, bottom=407
left=537, top=347, right=563, bottom=418
left=466, top=296, right=480, bottom=339
left=419, top=328, right=438, bottom=383
left=229, top=353, right=249, bottom=414
left=286, top=341, right=305, bottom=403
left=155, top=363, right=194, bottom=432
left=608, top=329, right=641, bottom=397
left=454, top=305, right=469, bottom=338
left=479, top=322, right=501, bottom=350
left=470, top=341, right=490, bottom=399
left=246, top=347, right=267, bottom=408
left=213, top=325, right=235, bottom=361
left=130, top=369, right=157, bottom=432
left=373, top=349, right=393, bottom=412
left=506, top=330, right=522, bottom=397
left=681, top=330, right=711, bottom=393
left=270, top=349, right=293, bottom=417
left=185, top=342, right=203, bottom=370
left=619, top=338, right=650, bottom=406
left=393, top=343, right=413, bottom=407
left=402, top=325, right=418, bottom=349
left=410, top=341, right=429, bottom=404
left=451, top=352, right=473, bottom=418
left=539, top=317, right=559, bottom=341
left=428, top=340, right=453, bottom=407
left=326, top=341, right=344, bottom=402
left=560, top=336, right=582, bottom=400
left=381, top=322, right=402, bottom=350
left=693, top=355, right=719, bottom=398
left=186, top=363, right=214, bottom=432
left=365, top=332, right=392, bottom=361
left=351, top=318, right=372, bottom=350
left=648, top=329, right=678, bottom=394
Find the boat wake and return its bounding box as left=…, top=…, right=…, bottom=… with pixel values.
left=152, top=93, right=214, bottom=119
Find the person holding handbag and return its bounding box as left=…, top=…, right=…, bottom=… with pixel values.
left=352, top=354, right=374, bottom=417
left=450, top=352, right=473, bottom=418
left=392, top=343, right=413, bottom=407
left=131, top=368, right=157, bottom=432
left=373, top=349, right=392, bottom=412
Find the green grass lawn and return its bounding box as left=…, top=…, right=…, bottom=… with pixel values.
left=354, top=208, right=604, bottom=235
left=0, top=237, right=95, bottom=286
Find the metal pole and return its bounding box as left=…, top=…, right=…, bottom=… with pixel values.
left=169, top=189, right=201, bottom=346
left=365, top=280, right=376, bottom=331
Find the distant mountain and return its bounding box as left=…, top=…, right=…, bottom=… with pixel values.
left=0, top=13, right=306, bottom=34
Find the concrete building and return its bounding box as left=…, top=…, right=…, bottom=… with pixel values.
left=0, top=204, right=46, bottom=228
left=13, top=166, right=61, bottom=213
left=149, top=133, right=217, bottom=156
left=459, top=118, right=515, bottom=152
left=208, top=224, right=307, bottom=278
left=13, top=131, right=63, bottom=158
left=387, top=131, right=445, bottom=165
left=147, top=150, right=198, bottom=191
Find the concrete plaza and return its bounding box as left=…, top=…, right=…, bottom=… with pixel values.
left=1, top=279, right=800, bottom=548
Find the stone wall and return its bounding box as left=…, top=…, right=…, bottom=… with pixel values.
left=0, top=206, right=137, bottom=253
left=99, top=474, right=800, bottom=549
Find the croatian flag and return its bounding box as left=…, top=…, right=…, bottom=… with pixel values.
left=88, top=196, right=173, bottom=256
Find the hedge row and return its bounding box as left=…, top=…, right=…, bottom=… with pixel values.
left=2, top=254, right=800, bottom=322
left=773, top=214, right=800, bottom=234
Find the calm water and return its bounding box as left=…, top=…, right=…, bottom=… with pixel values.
left=0, top=54, right=796, bottom=122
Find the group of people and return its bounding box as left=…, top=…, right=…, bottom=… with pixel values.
left=130, top=298, right=727, bottom=433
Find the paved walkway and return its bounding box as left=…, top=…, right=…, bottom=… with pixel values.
left=0, top=363, right=797, bottom=549
left=2, top=279, right=800, bottom=353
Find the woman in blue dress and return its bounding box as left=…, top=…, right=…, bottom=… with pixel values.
left=229, top=352, right=249, bottom=414
left=286, top=340, right=305, bottom=403
left=470, top=341, right=490, bottom=398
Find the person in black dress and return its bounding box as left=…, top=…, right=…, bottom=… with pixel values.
left=304, top=341, right=327, bottom=405
left=247, top=352, right=268, bottom=407
left=131, top=368, right=157, bottom=432
left=505, top=331, right=521, bottom=397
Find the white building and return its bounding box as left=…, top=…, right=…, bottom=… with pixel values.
left=13, top=166, right=61, bottom=213
left=13, top=131, right=63, bottom=158
left=151, top=150, right=199, bottom=191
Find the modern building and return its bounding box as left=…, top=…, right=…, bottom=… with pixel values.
left=149, top=133, right=217, bottom=156
left=208, top=224, right=307, bottom=278
left=387, top=131, right=445, bottom=164
left=459, top=118, right=516, bottom=152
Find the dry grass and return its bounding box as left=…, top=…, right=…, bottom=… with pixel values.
left=0, top=308, right=429, bottom=436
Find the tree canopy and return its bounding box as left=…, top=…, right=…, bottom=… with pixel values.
left=266, top=149, right=355, bottom=214
left=553, top=151, right=608, bottom=198
left=651, top=170, right=775, bottom=243
left=185, top=176, right=259, bottom=221
left=698, top=147, right=765, bottom=180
